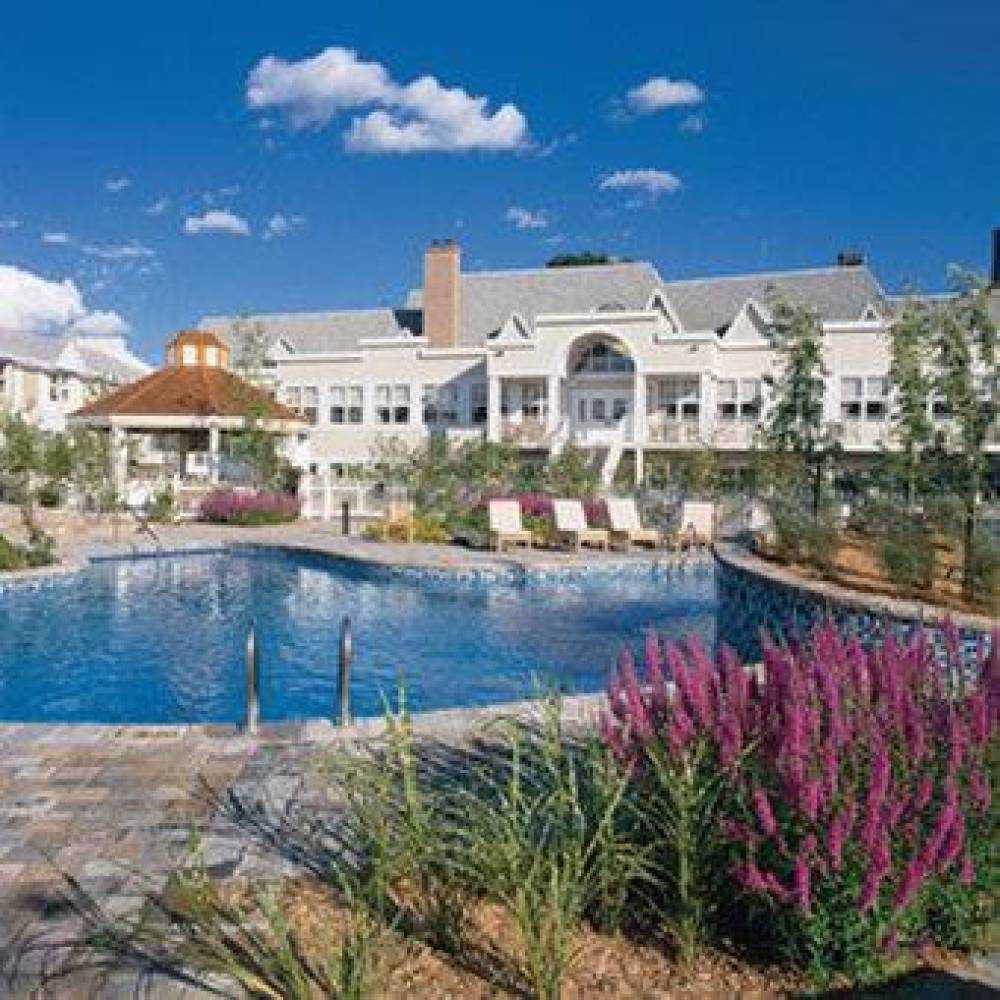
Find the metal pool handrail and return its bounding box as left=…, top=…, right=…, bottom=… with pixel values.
left=245, top=620, right=260, bottom=734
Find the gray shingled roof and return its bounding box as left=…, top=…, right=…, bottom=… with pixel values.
left=74, top=345, right=148, bottom=383
left=661, top=266, right=888, bottom=332
left=0, top=329, right=66, bottom=366
left=199, top=308, right=422, bottom=360
left=199, top=261, right=891, bottom=356
left=405, top=262, right=662, bottom=345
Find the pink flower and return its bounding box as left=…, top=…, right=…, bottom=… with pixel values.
left=752, top=787, right=778, bottom=838
left=793, top=853, right=811, bottom=915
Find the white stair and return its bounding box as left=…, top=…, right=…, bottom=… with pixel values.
left=600, top=442, right=623, bottom=486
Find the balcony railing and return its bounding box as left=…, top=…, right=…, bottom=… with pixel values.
left=501, top=417, right=547, bottom=445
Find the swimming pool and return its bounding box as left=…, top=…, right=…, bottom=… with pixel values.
left=0, top=548, right=719, bottom=724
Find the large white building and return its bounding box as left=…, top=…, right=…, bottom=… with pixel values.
left=0, top=330, right=149, bottom=432
left=201, top=238, right=1000, bottom=487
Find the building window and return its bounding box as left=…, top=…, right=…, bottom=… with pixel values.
left=470, top=381, right=488, bottom=424
left=284, top=385, right=319, bottom=424
left=716, top=379, right=737, bottom=421
left=376, top=383, right=411, bottom=424
left=49, top=373, right=72, bottom=403
left=573, top=339, right=634, bottom=375
left=865, top=377, right=889, bottom=421
left=840, top=376, right=888, bottom=422
left=329, top=385, right=364, bottom=425
left=653, top=376, right=700, bottom=421
left=740, top=379, right=762, bottom=421
left=422, top=384, right=461, bottom=426
left=0, top=363, right=8, bottom=396
left=501, top=381, right=547, bottom=419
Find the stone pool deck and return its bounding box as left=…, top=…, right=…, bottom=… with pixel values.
left=0, top=696, right=605, bottom=996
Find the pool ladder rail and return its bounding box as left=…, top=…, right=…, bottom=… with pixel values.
left=243, top=615, right=353, bottom=734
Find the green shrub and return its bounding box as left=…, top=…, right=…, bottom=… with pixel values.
left=148, top=487, right=176, bottom=523
left=768, top=499, right=837, bottom=573
left=0, top=532, right=55, bottom=571
left=968, top=527, right=1000, bottom=611
left=879, top=514, right=935, bottom=594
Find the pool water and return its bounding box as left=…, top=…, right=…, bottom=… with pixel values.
left=0, top=549, right=721, bottom=725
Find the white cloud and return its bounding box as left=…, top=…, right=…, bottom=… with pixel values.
left=69, top=309, right=129, bottom=336
left=145, top=196, right=170, bottom=216
left=505, top=206, right=549, bottom=230
left=42, top=231, right=72, bottom=245
left=679, top=112, right=706, bottom=134
left=81, top=240, right=156, bottom=261
left=247, top=46, right=528, bottom=154
left=105, top=176, right=131, bottom=193
left=0, top=263, right=128, bottom=336
left=183, top=209, right=251, bottom=236
left=626, top=77, right=704, bottom=115
left=262, top=212, right=304, bottom=240
left=0, top=218, right=20, bottom=231
left=600, top=168, right=682, bottom=200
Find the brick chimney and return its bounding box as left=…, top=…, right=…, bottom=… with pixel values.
left=423, top=240, right=460, bottom=348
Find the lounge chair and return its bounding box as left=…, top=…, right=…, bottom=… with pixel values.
left=488, top=499, right=533, bottom=552
left=553, top=499, right=609, bottom=551
left=680, top=500, right=715, bottom=547
left=606, top=498, right=661, bottom=550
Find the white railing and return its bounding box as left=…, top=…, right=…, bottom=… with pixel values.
left=298, top=474, right=403, bottom=525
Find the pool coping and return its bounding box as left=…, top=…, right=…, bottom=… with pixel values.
left=714, top=541, right=997, bottom=634
left=0, top=527, right=711, bottom=591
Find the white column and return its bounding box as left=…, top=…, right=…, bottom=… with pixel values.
left=633, top=373, right=646, bottom=445
left=208, top=424, right=221, bottom=484
left=110, top=424, right=128, bottom=498
left=545, top=373, right=560, bottom=435
left=699, top=372, right=714, bottom=445
left=634, top=447, right=644, bottom=487
left=487, top=375, right=502, bottom=442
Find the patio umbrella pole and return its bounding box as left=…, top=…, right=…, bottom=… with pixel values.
left=338, top=615, right=352, bottom=726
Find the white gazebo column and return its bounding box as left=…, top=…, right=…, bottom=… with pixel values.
left=110, top=424, right=128, bottom=497
left=208, top=423, right=221, bottom=484
left=487, top=375, right=502, bottom=442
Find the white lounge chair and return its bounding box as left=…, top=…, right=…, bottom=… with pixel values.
left=488, top=499, right=533, bottom=552
left=553, top=499, right=609, bottom=551
left=680, top=500, right=715, bottom=547
left=606, top=498, right=661, bottom=550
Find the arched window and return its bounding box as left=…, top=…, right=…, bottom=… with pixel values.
left=572, top=339, right=634, bottom=375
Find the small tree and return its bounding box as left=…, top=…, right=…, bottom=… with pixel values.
left=929, top=268, right=997, bottom=598
left=226, top=401, right=290, bottom=490
left=888, top=295, right=935, bottom=507
left=761, top=291, right=841, bottom=517
left=544, top=444, right=599, bottom=498
left=67, top=427, right=116, bottom=512
left=229, top=314, right=270, bottom=382
left=0, top=412, right=45, bottom=537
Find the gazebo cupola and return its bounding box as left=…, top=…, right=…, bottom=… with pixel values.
left=165, top=329, right=231, bottom=370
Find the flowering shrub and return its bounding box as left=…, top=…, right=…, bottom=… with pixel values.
left=601, top=621, right=997, bottom=985
left=199, top=489, right=300, bottom=525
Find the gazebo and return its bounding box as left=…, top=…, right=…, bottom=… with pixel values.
left=70, top=330, right=307, bottom=500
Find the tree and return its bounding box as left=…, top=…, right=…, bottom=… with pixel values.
left=68, top=427, right=116, bottom=512
left=761, top=291, right=841, bottom=517
left=0, top=412, right=45, bottom=537
left=929, top=268, right=997, bottom=598
left=888, top=295, right=935, bottom=506
left=229, top=314, right=270, bottom=381
left=546, top=252, right=628, bottom=268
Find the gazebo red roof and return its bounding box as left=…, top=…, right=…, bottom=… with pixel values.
left=72, top=365, right=302, bottom=422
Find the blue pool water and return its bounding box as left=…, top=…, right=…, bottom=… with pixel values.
left=0, top=549, right=719, bottom=724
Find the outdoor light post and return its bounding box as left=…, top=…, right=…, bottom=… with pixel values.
left=338, top=615, right=352, bottom=726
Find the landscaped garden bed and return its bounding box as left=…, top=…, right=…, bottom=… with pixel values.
left=44, top=619, right=997, bottom=997
left=199, top=488, right=302, bottom=526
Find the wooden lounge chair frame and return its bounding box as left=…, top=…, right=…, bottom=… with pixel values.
left=553, top=499, right=609, bottom=552
left=488, top=499, right=533, bottom=552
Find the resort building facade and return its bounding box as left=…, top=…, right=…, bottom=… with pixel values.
left=0, top=329, right=149, bottom=432
left=200, top=238, right=1000, bottom=487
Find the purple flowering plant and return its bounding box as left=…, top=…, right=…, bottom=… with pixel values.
left=199, top=489, right=301, bottom=525
left=600, top=620, right=997, bottom=985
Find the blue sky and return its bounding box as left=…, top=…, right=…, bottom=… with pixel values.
left=1, top=0, right=997, bottom=362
